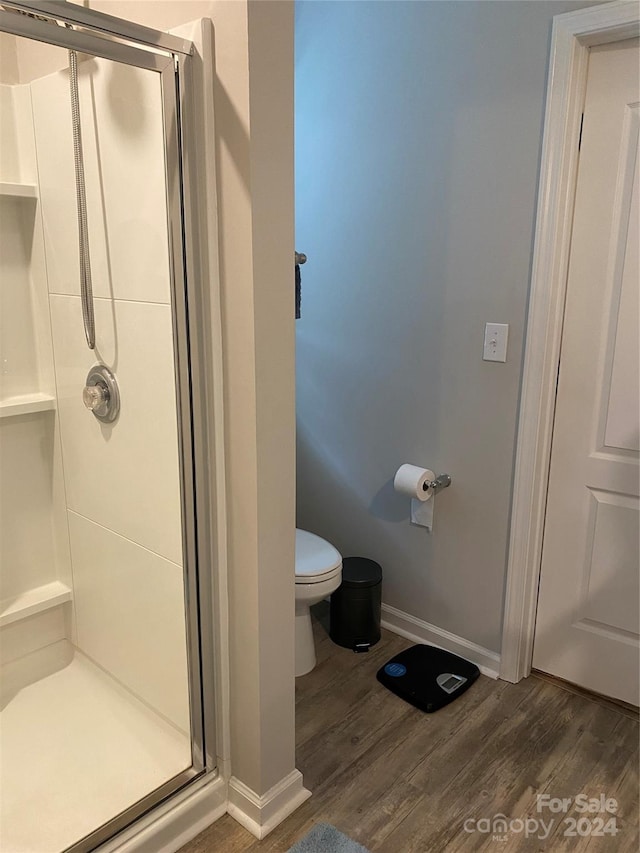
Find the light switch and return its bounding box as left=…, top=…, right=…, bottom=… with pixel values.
left=483, top=323, right=509, bottom=362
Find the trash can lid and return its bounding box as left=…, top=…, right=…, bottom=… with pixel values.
left=341, top=557, right=382, bottom=588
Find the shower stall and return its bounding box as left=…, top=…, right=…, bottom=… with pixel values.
left=0, top=3, right=217, bottom=851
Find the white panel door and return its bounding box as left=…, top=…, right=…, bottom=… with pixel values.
left=532, top=39, right=640, bottom=705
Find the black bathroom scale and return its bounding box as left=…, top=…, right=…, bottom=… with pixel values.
left=376, top=644, right=480, bottom=713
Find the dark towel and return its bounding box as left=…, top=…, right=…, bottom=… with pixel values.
left=295, top=263, right=301, bottom=319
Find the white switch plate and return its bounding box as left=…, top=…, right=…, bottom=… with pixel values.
left=483, top=323, right=509, bottom=362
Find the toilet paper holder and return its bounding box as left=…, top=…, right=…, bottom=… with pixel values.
left=415, top=473, right=451, bottom=530
left=424, top=473, right=452, bottom=496
left=393, top=465, right=452, bottom=531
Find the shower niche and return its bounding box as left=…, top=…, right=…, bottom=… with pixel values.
left=0, top=79, right=68, bottom=655
left=0, top=7, right=214, bottom=852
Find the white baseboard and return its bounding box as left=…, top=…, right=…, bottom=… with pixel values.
left=104, top=767, right=309, bottom=851
left=227, top=770, right=311, bottom=840
left=100, top=774, right=227, bottom=853
left=381, top=603, right=501, bottom=679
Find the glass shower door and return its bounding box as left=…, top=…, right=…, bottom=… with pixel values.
left=0, top=5, right=210, bottom=852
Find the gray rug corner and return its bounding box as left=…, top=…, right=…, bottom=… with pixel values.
left=287, top=822, right=371, bottom=853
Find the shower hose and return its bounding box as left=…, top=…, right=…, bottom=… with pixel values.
left=69, top=49, right=96, bottom=350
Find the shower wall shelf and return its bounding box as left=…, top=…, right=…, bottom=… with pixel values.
left=0, top=393, right=56, bottom=418
left=0, top=181, right=38, bottom=198
left=0, top=580, right=72, bottom=628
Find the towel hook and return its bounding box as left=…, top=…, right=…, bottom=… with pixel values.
left=295, top=251, right=307, bottom=265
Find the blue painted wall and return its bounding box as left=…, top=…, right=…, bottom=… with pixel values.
left=295, top=0, right=598, bottom=652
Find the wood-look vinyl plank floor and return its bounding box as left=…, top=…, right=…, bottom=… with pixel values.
left=179, top=607, right=639, bottom=853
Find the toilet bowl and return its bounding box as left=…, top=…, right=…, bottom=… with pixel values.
left=295, top=529, right=342, bottom=677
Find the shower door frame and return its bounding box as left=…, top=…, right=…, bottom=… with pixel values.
left=0, top=4, right=218, bottom=852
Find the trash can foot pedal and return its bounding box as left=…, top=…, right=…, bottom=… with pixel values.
left=354, top=643, right=370, bottom=653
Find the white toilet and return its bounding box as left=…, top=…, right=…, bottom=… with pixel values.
left=295, top=528, right=342, bottom=677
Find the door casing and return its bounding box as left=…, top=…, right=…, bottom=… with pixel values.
left=500, top=0, right=640, bottom=684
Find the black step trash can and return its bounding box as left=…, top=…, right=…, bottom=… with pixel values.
left=330, top=557, right=382, bottom=651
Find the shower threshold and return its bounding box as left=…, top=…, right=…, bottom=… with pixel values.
left=0, top=641, right=192, bottom=853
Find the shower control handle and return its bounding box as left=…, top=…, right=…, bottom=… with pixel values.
left=83, top=383, right=108, bottom=412
left=83, top=364, right=120, bottom=423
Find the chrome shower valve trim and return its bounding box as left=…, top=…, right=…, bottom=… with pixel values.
left=83, top=364, right=120, bottom=423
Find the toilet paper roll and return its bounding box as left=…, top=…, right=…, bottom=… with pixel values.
left=412, top=496, right=434, bottom=531
left=394, top=464, right=435, bottom=502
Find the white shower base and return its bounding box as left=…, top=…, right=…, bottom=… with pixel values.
left=0, top=642, right=191, bottom=853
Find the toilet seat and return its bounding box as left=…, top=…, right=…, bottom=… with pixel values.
left=295, top=529, right=342, bottom=584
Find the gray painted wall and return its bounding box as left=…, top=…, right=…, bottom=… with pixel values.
left=295, top=0, right=599, bottom=653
